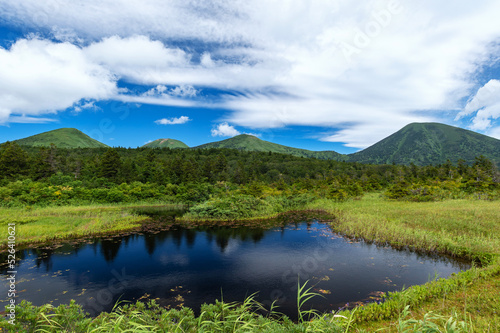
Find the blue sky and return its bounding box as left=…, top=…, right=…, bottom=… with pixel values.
left=0, top=1, right=500, bottom=153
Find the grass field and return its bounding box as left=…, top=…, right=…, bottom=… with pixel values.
left=1, top=194, right=499, bottom=331
left=313, top=193, right=500, bottom=331
left=0, top=203, right=183, bottom=249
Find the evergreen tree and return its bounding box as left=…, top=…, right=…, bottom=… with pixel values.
left=99, top=149, right=122, bottom=180
left=0, top=142, right=29, bottom=179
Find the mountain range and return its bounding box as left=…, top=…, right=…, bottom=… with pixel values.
left=142, top=138, right=189, bottom=149
left=5, top=123, right=500, bottom=166
left=11, top=128, right=109, bottom=148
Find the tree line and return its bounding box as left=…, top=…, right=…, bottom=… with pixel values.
left=0, top=142, right=498, bottom=210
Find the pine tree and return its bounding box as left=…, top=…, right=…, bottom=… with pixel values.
left=99, top=149, right=122, bottom=180
left=0, top=142, right=29, bottom=179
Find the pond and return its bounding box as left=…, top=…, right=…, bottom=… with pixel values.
left=1, top=216, right=469, bottom=320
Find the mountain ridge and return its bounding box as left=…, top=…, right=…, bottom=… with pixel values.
left=142, top=138, right=189, bottom=149
left=5, top=123, right=500, bottom=166
left=11, top=128, right=109, bottom=148
left=348, top=122, right=500, bottom=166
left=193, top=134, right=344, bottom=160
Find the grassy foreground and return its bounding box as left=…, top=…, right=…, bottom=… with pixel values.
left=1, top=194, right=500, bottom=331
left=0, top=203, right=183, bottom=249
left=311, top=194, right=500, bottom=331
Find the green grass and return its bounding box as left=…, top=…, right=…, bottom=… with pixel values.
left=142, top=138, right=189, bottom=149
left=311, top=193, right=500, bottom=263
left=1, top=194, right=500, bottom=331
left=307, top=193, right=500, bottom=331
left=0, top=203, right=182, bottom=249
left=12, top=128, right=109, bottom=148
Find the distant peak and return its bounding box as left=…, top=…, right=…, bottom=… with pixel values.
left=235, top=134, right=259, bottom=139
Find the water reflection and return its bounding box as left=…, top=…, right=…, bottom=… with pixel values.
left=0, top=220, right=470, bottom=320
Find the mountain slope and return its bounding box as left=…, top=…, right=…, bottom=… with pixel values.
left=13, top=128, right=109, bottom=148
left=142, top=138, right=189, bottom=149
left=348, top=123, right=500, bottom=166
left=195, top=134, right=344, bottom=160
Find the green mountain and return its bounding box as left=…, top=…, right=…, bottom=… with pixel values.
left=195, top=134, right=344, bottom=160
left=348, top=123, right=500, bottom=166
left=142, top=138, right=189, bottom=149
left=13, top=128, right=109, bottom=148
left=8, top=123, right=500, bottom=166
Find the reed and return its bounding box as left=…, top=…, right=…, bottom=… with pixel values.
left=2, top=194, right=499, bottom=331
left=0, top=203, right=182, bottom=249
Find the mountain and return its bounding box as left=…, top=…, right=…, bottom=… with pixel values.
left=8, top=123, right=500, bottom=166
left=194, top=134, right=344, bottom=160
left=13, top=128, right=109, bottom=148
left=142, top=138, right=189, bottom=149
left=348, top=123, right=500, bottom=166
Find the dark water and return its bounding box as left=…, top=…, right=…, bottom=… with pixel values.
left=1, top=220, right=469, bottom=319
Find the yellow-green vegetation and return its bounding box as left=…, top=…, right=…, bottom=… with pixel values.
left=13, top=128, right=109, bottom=148
left=313, top=193, right=500, bottom=264
left=0, top=203, right=181, bottom=249
left=1, top=195, right=499, bottom=332
left=310, top=194, right=500, bottom=331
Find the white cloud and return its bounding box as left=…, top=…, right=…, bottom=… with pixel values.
left=170, top=85, right=197, bottom=98
left=116, top=95, right=197, bottom=108
left=211, top=122, right=240, bottom=137
left=0, top=37, right=117, bottom=123
left=84, top=35, right=190, bottom=84
left=155, top=116, right=191, bottom=125
left=73, top=100, right=98, bottom=113
left=2, top=1, right=500, bottom=147
left=456, top=80, right=500, bottom=130
left=145, top=84, right=197, bottom=98
left=6, top=115, right=58, bottom=124
left=487, top=127, right=500, bottom=140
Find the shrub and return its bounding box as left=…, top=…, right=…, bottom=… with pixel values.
left=188, top=195, right=269, bottom=219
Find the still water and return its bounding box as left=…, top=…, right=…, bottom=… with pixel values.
left=1, top=219, right=469, bottom=319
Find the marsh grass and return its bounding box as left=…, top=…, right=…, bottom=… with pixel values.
left=1, top=283, right=354, bottom=333
left=311, top=193, right=500, bottom=264
left=310, top=193, right=500, bottom=331
left=1, top=194, right=499, bottom=331
left=0, top=203, right=183, bottom=249
left=296, top=279, right=323, bottom=323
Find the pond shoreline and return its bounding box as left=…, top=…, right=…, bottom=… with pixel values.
left=0, top=204, right=335, bottom=252
left=2, top=195, right=499, bottom=331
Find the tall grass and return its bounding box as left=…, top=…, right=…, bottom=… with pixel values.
left=2, top=194, right=499, bottom=331
left=1, top=282, right=353, bottom=333
left=4, top=281, right=477, bottom=332
left=0, top=203, right=183, bottom=249
left=310, top=193, right=500, bottom=264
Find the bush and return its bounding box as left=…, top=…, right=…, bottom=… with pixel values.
left=107, top=188, right=127, bottom=203
left=188, top=194, right=269, bottom=219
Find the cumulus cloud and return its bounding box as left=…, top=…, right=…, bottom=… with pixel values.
left=456, top=80, right=500, bottom=130
left=211, top=122, right=240, bottom=137
left=487, top=126, right=500, bottom=140
left=84, top=35, right=190, bottom=84
left=2, top=1, right=500, bottom=147
left=0, top=37, right=117, bottom=123
left=73, top=100, right=98, bottom=113
left=145, top=85, right=197, bottom=98
left=155, top=116, right=191, bottom=125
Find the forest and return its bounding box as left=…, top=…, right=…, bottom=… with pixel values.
left=0, top=141, right=498, bottom=218
left=1, top=142, right=500, bottom=331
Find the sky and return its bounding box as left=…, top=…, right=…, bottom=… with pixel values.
left=0, top=0, right=500, bottom=153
